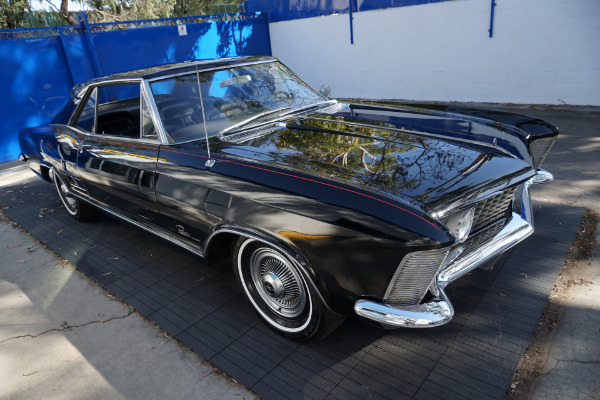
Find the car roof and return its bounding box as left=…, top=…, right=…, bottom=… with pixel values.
left=73, top=56, right=277, bottom=92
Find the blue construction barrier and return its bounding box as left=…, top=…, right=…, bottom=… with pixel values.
left=0, top=13, right=270, bottom=163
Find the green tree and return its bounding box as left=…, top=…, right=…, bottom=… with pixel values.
left=0, top=0, right=31, bottom=29
left=1, top=0, right=241, bottom=28
left=46, top=0, right=176, bottom=24
left=131, top=0, right=175, bottom=20
left=23, top=9, right=66, bottom=27
left=173, top=0, right=239, bottom=17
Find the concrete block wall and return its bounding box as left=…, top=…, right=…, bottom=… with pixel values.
left=269, top=0, right=600, bottom=105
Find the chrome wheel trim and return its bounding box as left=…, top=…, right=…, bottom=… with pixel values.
left=249, top=247, right=306, bottom=318
left=54, top=172, right=78, bottom=216
left=237, top=238, right=312, bottom=333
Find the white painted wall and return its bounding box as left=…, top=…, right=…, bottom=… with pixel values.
left=269, top=0, right=600, bottom=105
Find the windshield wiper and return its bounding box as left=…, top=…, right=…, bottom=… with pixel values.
left=220, top=106, right=292, bottom=136
left=279, top=100, right=337, bottom=118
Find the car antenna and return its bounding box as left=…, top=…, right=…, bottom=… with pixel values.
left=196, top=66, right=215, bottom=167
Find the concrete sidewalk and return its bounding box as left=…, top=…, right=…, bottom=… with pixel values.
left=0, top=204, right=257, bottom=399
left=499, top=105, right=600, bottom=399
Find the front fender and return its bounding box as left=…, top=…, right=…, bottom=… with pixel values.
left=204, top=222, right=339, bottom=314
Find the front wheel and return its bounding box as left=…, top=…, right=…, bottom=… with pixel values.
left=233, top=238, right=343, bottom=341
left=53, top=170, right=96, bottom=221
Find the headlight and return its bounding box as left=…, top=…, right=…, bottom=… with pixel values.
left=446, top=207, right=475, bottom=243
left=529, top=137, right=555, bottom=169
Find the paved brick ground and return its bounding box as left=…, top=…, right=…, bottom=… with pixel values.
left=0, top=176, right=583, bottom=400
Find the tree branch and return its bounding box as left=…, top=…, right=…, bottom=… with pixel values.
left=59, top=0, right=79, bottom=25
left=43, top=0, right=61, bottom=13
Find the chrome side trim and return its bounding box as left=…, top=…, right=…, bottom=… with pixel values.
left=73, top=193, right=205, bottom=258
left=355, top=286, right=453, bottom=328
left=353, top=169, right=553, bottom=328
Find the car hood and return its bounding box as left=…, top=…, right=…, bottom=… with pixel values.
left=216, top=103, right=534, bottom=212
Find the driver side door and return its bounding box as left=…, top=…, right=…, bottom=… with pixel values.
left=73, top=82, right=161, bottom=222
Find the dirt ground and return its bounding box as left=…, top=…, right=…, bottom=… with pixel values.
left=506, top=210, right=599, bottom=399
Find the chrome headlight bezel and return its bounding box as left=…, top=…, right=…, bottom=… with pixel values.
left=529, top=136, right=556, bottom=170
left=445, top=207, right=475, bottom=243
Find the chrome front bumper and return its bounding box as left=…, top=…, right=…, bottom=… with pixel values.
left=354, top=169, right=553, bottom=328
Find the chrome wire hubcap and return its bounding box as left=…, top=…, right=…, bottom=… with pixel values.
left=249, top=248, right=306, bottom=318
left=60, top=183, right=77, bottom=208
left=55, top=174, right=77, bottom=215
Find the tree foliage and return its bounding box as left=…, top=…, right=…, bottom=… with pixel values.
left=23, top=9, right=65, bottom=27
left=0, top=0, right=31, bottom=29
left=82, top=0, right=240, bottom=23
left=174, top=0, right=236, bottom=17
left=83, top=0, right=177, bottom=23
left=0, top=0, right=240, bottom=28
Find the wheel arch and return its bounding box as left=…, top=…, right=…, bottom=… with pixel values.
left=204, top=224, right=336, bottom=314
left=40, top=163, right=52, bottom=182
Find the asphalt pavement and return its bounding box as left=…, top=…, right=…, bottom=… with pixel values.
left=0, top=104, right=598, bottom=400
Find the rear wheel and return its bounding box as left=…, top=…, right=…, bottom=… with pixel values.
left=233, top=237, right=343, bottom=341
left=53, top=170, right=96, bottom=221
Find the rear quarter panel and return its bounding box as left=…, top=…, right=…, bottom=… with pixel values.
left=18, top=126, right=60, bottom=180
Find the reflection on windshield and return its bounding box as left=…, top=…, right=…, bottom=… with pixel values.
left=149, top=62, right=326, bottom=143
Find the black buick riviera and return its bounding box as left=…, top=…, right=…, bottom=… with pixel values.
left=18, top=56, right=557, bottom=340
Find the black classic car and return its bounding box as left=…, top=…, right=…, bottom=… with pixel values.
left=18, top=56, right=557, bottom=340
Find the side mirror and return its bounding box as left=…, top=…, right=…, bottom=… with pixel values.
left=319, top=85, right=331, bottom=99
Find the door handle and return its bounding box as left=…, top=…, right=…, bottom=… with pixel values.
left=79, top=144, right=92, bottom=152
left=138, top=170, right=155, bottom=191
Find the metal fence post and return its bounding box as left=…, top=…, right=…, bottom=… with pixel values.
left=56, top=27, right=75, bottom=88
left=489, top=0, right=497, bottom=38
left=77, top=12, right=103, bottom=78
left=349, top=0, right=354, bottom=44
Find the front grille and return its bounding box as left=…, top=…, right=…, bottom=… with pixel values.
left=385, top=187, right=517, bottom=306
left=471, top=187, right=517, bottom=232
left=385, top=248, right=449, bottom=306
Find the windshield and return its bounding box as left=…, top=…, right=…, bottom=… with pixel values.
left=149, top=61, right=328, bottom=143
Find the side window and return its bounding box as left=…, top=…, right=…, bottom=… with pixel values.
left=95, top=84, right=141, bottom=138
left=75, top=87, right=97, bottom=132
left=150, top=74, right=204, bottom=142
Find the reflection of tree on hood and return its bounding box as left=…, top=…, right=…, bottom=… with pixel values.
left=248, top=115, right=468, bottom=198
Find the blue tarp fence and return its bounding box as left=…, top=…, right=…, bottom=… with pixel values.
left=0, top=13, right=271, bottom=163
